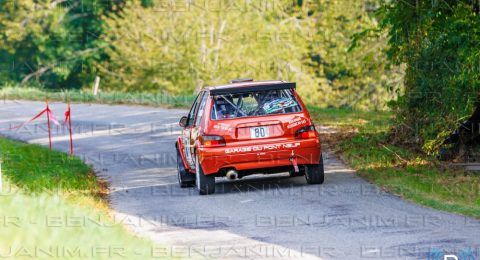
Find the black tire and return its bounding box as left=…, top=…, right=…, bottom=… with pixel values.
left=177, top=148, right=195, bottom=188
left=195, top=153, right=215, bottom=195
left=305, top=155, right=325, bottom=184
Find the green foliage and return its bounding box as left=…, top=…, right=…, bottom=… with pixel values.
left=0, top=0, right=73, bottom=86
left=380, top=0, right=480, bottom=152
left=100, top=1, right=316, bottom=95
left=0, top=86, right=196, bottom=108
left=1, top=0, right=401, bottom=109
left=99, top=0, right=400, bottom=108
left=0, top=0, right=122, bottom=88
left=304, top=0, right=403, bottom=109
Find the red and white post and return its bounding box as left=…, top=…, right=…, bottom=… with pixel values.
left=45, top=99, right=52, bottom=150
left=66, top=101, right=74, bottom=156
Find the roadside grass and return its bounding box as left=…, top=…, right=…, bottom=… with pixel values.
left=0, top=137, right=160, bottom=259
left=0, top=86, right=195, bottom=108
left=307, top=106, right=392, bottom=134
left=310, top=107, right=480, bottom=218
left=0, top=138, right=103, bottom=207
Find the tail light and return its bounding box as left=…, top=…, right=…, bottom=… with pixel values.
left=295, top=126, right=317, bottom=139
left=199, top=135, right=226, bottom=148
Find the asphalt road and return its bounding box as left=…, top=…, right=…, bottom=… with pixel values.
left=1, top=100, right=479, bottom=259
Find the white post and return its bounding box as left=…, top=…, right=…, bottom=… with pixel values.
left=93, top=76, right=100, bottom=96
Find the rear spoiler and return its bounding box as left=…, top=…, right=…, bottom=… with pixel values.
left=210, top=82, right=296, bottom=95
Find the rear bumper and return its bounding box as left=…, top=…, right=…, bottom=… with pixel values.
left=197, top=138, right=321, bottom=175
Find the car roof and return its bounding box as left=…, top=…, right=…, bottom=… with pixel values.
left=205, top=80, right=295, bottom=95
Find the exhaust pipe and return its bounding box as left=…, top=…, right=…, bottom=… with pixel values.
left=226, top=169, right=238, bottom=180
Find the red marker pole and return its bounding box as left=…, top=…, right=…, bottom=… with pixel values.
left=46, top=99, right=52, bottom=150
left=67, top=102, right=73, bottom=156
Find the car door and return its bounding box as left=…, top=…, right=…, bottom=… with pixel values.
left=183, top=91, right=209, bottom=169
left=182, top=92, right=202, bottom=169
left=189, top=91, right=209, bottom=169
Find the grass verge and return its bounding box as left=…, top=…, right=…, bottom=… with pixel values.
left=0, top=86, right=195, bottom=108
left=0, top=137, right=161, bottom=259
left=309, top=106, right=480, bottom=218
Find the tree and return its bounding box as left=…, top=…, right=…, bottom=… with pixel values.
left=380, top=0, right=480, bottom=152
left=303, top=0, right=402, bottom=110
left=0, top=0, right=123, bottom=88
left=100, top=0, right=400, bottom=109
left=0, top=0, right=401, bottom=112
left=99, top=1, right=317, bottom=95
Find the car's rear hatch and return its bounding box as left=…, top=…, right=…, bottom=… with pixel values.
left=207, top=84, right=312, bottom=145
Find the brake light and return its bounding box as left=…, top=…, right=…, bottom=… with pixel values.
left=199, top=135, right=226, bottom=147
left=295, top=126, right=317, bottom=139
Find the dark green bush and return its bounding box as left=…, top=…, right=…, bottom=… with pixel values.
left=380, top=0, right=480, bottom=152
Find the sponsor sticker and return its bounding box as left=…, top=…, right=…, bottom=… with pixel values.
left=287, top=117, right=307, bottom=129
left=225, top=142, right=300, bottom=154
left=213, top=123, right=232, bottom=132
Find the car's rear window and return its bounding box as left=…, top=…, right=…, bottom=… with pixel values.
left=211, top=89, right=302, bottom=120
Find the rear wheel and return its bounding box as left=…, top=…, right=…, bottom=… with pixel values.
left=305, top=155, right=325, bottom=184
left=195, top=153, right=215, bottom=195
left=177, top=147, right=195, bottom=188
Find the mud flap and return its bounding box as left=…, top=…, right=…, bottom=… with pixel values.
left=290, top=150, right=299, bottom=173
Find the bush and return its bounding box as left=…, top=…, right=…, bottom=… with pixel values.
left=380, top=0, right=480, bottom=152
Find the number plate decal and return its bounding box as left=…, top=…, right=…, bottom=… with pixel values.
left=250, top=126, right=269, bottom=139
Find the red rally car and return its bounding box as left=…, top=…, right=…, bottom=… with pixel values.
left=176, top=79, right=324, bottom=195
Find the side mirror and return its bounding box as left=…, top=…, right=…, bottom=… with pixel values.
left=179, top=116, right=188, bottom=127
